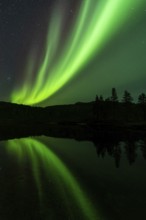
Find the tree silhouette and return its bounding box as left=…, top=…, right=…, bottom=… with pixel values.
left=94, top=88, right=146, bottom=121
left=138, top=93, right=146, bottom=104
left=99, top=95, right=104, bottom=101
left=111, top=88, right=118, bottom=102
left=95, top=95, right=99, bottom=102
left=122, top=90, right=133, bottom=104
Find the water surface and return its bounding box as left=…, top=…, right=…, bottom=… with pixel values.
left=0, top=136, right=146, bottom=220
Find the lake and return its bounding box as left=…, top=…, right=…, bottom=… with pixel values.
left=0, top=136, right=146, bottom=220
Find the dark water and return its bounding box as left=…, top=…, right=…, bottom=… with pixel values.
left=0, top=136, right=146, bottom=220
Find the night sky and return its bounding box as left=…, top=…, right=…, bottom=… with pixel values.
left=0, top=0, right=146, bottom=106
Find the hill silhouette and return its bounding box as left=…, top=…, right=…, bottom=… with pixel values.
left=0, top=93, right=146, bottom=141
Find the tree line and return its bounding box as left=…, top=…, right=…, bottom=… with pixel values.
left=95, top=88, right=146, bottom=104
left=93, top=88, right=146, bottom=122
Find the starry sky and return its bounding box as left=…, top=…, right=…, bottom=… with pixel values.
left=0, top=0, right=146, bottom=106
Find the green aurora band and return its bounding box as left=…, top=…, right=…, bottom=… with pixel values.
left=11, top=0, right=144, bottom=105
left=7, top=137, right=99, bottom=219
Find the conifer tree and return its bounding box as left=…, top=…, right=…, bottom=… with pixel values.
left=138, top=93, right=146, bottom=104
left=111, top=88, right=118, bottom=102
left=122, top=90, right=133, bottom=104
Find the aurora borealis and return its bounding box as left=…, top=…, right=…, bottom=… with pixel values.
left=0, top=0, right=146, bottom=105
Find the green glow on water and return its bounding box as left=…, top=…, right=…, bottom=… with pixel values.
left=7, top=137, right=100, bottom=219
